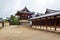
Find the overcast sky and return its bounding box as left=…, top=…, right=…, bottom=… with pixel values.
left=0, top=0, right=60, bottom=19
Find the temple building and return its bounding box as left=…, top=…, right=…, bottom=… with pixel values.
left=15, top=7, right=35, bottom=25
left=30, top=9, right=60, bottom=31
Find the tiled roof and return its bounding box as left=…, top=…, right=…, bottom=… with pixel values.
left=30, top=12, right=60, bottom=20
left=21, top=7, right=30, bottom=12
left=31, top=13, right=44, bottom=18
left=16, top=7, right=35, bottom=15
left=45, top=9, right=60, bottom=14
left=17, top=11, right=35, bottom=14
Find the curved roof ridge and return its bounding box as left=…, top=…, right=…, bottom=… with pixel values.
left=21, top=7, right=30, bottom=12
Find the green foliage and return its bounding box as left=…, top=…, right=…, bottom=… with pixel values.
left=0, top=18, right=3, bottom=19
left=10, top=15, right=20, bottom=25
left=4, top=17, right=10, bottom=22
left=0, top=18, right=3, bottom=21
left=4, top=19, right=8, bottom=22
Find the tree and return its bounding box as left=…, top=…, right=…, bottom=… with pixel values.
left=9, top=15, right=20, bottom=25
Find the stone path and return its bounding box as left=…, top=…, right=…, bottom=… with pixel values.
left=0, top=25, right=60, bottom=40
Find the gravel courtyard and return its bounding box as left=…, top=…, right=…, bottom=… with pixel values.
left=0, top=25, right=60, bottom=40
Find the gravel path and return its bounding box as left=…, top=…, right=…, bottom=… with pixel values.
left=0, top=25, right=60, bottom=40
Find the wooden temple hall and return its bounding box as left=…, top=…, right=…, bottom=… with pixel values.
left=30, top=9, right=60, bottom=31
left=15, top=7, right=34, bottom=25
left=15, top=7, right=60, bottom=31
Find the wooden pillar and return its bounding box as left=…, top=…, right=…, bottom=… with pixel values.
left=2, top=22, right=4, bottom=27
left=54, top=22, right=56, bottom=31
left=54, top=16, right=56, bottom=31
left=46, top=18, right=47, bottom=29
left=43, top=26, right=44, bottom=29
left=39, top=19, right=41, bottom=29
left=46, top=24, right=47, bottom=29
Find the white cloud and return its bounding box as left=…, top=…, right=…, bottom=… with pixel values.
left=0, top=0, right=60, bottom=19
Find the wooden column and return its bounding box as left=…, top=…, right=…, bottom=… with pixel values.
left=49, top=18, right=51, bottom=30
left=2, top=22, right=4, bottom=27
left=39, top=18, right=41, bottom=29
left=54, top=24, right=56, bottom=31
left=46, top=18, right=48, bottom=29
left=54, top=16, right=56, bottom=31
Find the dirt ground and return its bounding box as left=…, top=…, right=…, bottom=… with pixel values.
left=0, top=25, right=60, bottom=40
